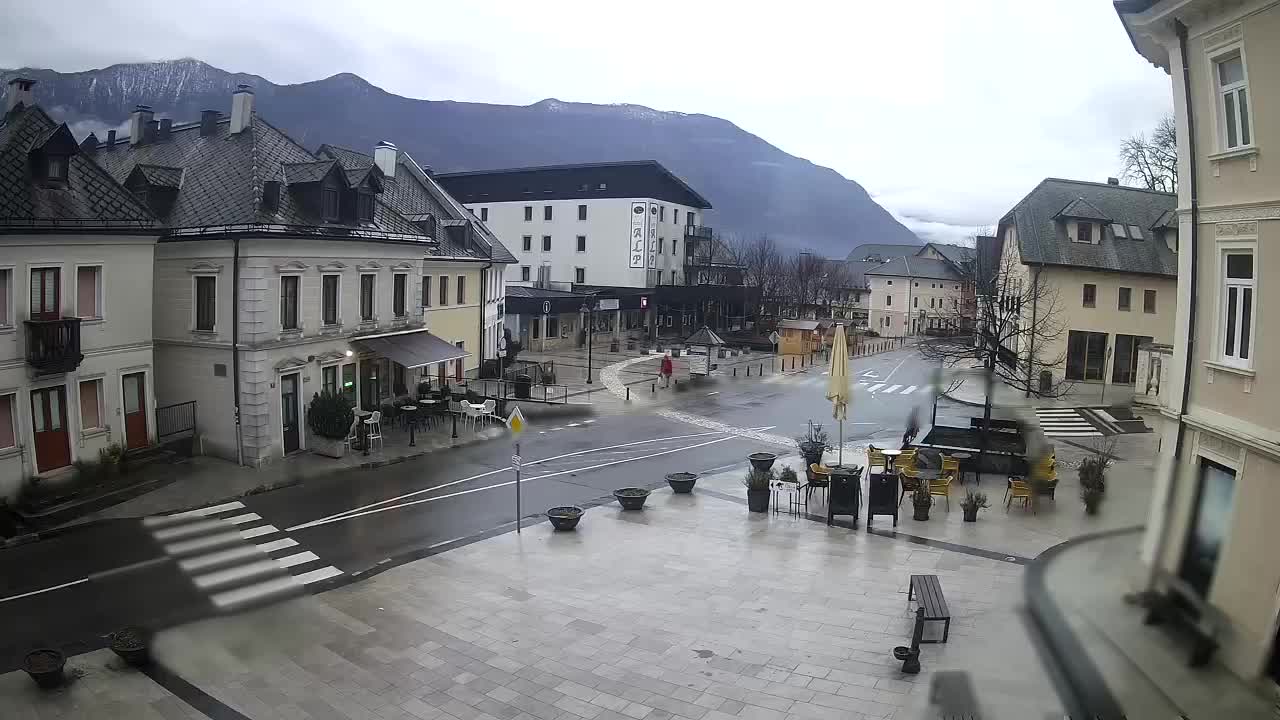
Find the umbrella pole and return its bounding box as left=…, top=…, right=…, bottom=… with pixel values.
left=838, top=417, right=843, bottom=466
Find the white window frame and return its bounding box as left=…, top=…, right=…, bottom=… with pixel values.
left=320, top=362, right=341, bottom=396
left=279, top=273, right=302, bottom=332
left=520, top=266, right=531, bottom=282
left=574, top=267, right=585, bottom=284
left=1211, top=45, right=1254, bottom=152
left=321, top=273, right=342, bottom=327
left=0, top=390, right=16, bottom=452
left=576, top=236, right=586, bottom=253
left=0, top=266, right=13, bottom=329
left=78, top=377, right=106, bottom=432
left=192, top=274, right=218, bottom=333
left=74, top=263, right=104, bottom=321
left=1217, top=246, right=1256, bottom=369
left=392, top=272, right=410, bottom=318
left=359, top=272, right=377, bottom=322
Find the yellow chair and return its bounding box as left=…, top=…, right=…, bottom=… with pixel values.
left=1006, top=479, right=1033, bottom=513
left=894, top=449, right=918, bottom=472
left=898, top=466, right=922, bottom=506
left=808, top=463, right=831, bottom=504
left=941, top=455, right=960, bottom=476
left=928, top=473, right=953, bottom=510
left=868, top=446, right=886, bottom=471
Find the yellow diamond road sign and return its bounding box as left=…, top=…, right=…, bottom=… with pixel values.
left=505, top=406, right=527, bottom=435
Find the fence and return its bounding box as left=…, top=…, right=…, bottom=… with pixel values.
left=461, top=378, right=570, bottom=405
left=156, top=400, right=196, bottom=450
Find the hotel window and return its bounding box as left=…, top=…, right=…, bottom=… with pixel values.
left=575, top=267, right=585, bottom=284
left=524, top=206, right=532, bottom=221
left=1118, top=287, right=1131, bottom=312
left=439, top=275, right=449, bottom=306
left=886, top=295, right=892, bottom=307
left=195, top=276, right=216, bottom=331
left=280, top=275, right=300, bottom=330
left=674, top=210, right=680, bottom=225
left=360, top=274, right=375, bottom=321
left=1220, top=251, right=1254, bottom=368
left=542, top=235, right=552, bottom=252
left=421, top=275, right=431, bottom=308
left=576, top=236, right=586, bottom=252
left=322, top=274, right=340, bottom=325
left=393, top=273, right=408, bottom=317
left=79, top=379, right=103, bottom=430
left=1082, top=283, right=1096, bottom=308
left=0, top=268, right=9, bottom=326
left=659, top=206, right=665, bottom=221
left=578, top=204, right=587, bottom=221
left=76, top=266, right=102, bottom=319
left=522, top=235, right=532, bottom=252
left=1144, top=289, right=1157, bottom=314
left=457, top=275, right=466, bottom=304
left=544, top=205, right=553, bottom=221
left=0, top=393, right=14, bottom=450
left=322, top=365, right=338, bottom=395
left=658, top=238, right=664, bottom=254
left=1215, top=52, right=1251, bottom=150
left=341, top=364, right=356, bottom=405
left=521, top=266, right=531, bottom=282
left=480, top=207, right=488, bottom=222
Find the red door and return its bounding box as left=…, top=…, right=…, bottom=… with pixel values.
left=31, top=386, right=71, bottom=471
left=122, top=372, right=148, bottom=450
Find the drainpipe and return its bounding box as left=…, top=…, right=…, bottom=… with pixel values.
left=1026, top=264, right=1041, bottom=397
left=232, top=237, right=244, bottom=467
left=478, top=259, right=492, bottom=377
left=1146, top=19, right=1200, bottom=593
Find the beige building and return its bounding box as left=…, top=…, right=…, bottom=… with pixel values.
left=0, top=80, right=160, bottom=498
left=1120, top=0, right=1280, bottom=687
left=866, top=256, right=968, bottom=336
left=91, top=87, right=513, bottom=466
left=994, top=177, right=1178, bottom=390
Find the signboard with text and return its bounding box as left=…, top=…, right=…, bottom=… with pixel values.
left=688, top=353, right=710, bottom=376
left=629, top=202, right=646, bottom=268
left=647, top=203, right=658, bottom=268
left=598, top=298, right=620, bottom=311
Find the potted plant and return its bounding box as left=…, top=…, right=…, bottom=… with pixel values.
left=795, top=422, right=829, bottom=467
left=748, top=452, right=778, bottom=472
left=613, top=487, right=651, bottom=510
left=307, top=391, right=355, bottom=459
left=108, top=626, right=151, bottom=666
left=959, top=490, right=989, bottom=522
left=911, top=484, right=932, bottom=521
left=23, top=648, right=65, bottom=689
left=744, top=467, right=774, bottom=513
left=547, top=506, right=584, bottom=531
left=778, top=466, right=800, bottom=485
left=1078, top=447, right=1111, bottom=515
left=665, top=472, right=698, bottom=494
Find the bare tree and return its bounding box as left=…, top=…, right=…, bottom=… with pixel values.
left=729, top=234, right=786, bottom=315
left=918, top=249, right=1070, bottom=435
left=1120, top=115, right=1177, bottom=193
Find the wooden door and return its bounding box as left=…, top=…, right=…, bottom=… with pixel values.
left=122, top=372, right=148, bottom=450
left=30, top=268, right=60, bottom=320
left=31, top=386, right=71, bottom=471
left=280, top=373, right=300, bottom=454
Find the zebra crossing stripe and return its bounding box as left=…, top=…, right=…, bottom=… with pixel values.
left=868, top=384, right=885, bottom=393
left=902, top=385, right=917, bottom=395
left=884, top=384, right=902, bottom=394
left=239, top=524, right=279, bottom=540
left=294, top=566, right=344, bottom=585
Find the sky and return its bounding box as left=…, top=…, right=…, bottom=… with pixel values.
left=0, top=0, right=1174, bottom=246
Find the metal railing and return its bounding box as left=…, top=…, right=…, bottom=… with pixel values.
left=156, top=400, right=197, bottom=440
left=462, top=378, right=570, bottom=404
left=683, top=225, right=714, bottom=240
left=24, top=317, right=83, bottom=374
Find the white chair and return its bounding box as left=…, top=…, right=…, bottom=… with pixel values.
left=463, top=402, right=483, bottom=431
left=364, top=410, right=383, bottom=451
left=343, top=417, right=360, bottom=451
left=480, top=399, right=497, bottom=426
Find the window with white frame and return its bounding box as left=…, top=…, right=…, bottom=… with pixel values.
left=520, top=266, right=531, bottom=282
left=0, top=393, right=14, bottom=450
left=574, top=267, right=585, bottom=284
left=393, top=273, right=408, bottom=317
left=79, top=378, right=104, bottom=430
left=322, top=274, right=340, bottom=325
left=194, top=275, right=216, bottom=331
left=0, top=268, right=10, bottom=327
left=1214, top=51, right=1251, bottom=150
left=360, top=274, right=376, bottom=321
left=1220, top=251, right=1254, bottom=367
left=76, top=266, right=102, bottom=319
left=280, top=275, right=300, bottom=330
left=322, top=365, right=339, bottom=395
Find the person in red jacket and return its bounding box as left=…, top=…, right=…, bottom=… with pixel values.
left=659, top=353, right=674, bottom=388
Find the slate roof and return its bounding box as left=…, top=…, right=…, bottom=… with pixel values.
left=975, top=235, right=1002, bottom=288
left=846, top=243, right=921, bottom=262
left=505, top=285, right=586, bottom=299
left=864, top=256, right=962, bottom=281
left=0, top=105, right=155, bottom=230
left=1055, top=197, right=1110, bottom=221
left=841, top=259, right=879, bottom=289
left=1000, top=178, right=1177, bottom=277
left=779, top=319, right=824, bottom=331
left=924, top=243, right=974, bottom=267
left=135, top=164, right=184, bottom=188
left=684, top=326, right=726, bottom=346
left=282, top=160, right=338, bottom=185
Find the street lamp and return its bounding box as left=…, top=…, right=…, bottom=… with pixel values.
left=580, top=300, right=598, bottom=384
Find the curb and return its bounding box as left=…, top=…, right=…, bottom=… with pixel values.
left=940, top=390, right=986, bottom=408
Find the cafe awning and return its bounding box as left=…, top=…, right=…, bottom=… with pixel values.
left=353, top=330, right=470, bottom=369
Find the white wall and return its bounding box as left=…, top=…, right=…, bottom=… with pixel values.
left=470, top=198, right=702, bottom=289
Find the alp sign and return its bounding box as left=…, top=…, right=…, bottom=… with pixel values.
left=629, top=202, right=646, bottom=269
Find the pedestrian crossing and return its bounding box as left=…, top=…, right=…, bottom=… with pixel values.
left=761, top=372, right=934, bottom=397
left=143, top=500, right=343, bottom=613
left=1034, top=408, right=1104, bottom=437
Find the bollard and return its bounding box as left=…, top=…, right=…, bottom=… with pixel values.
left=626, top=387, right=631, bottom=401
left=652, top=383, right=656, bottom=393
left=758, top=363, right=763, bottom=375
left=747, top=365, right=751, bottom=377
left=733, top=367, right=737, bottom=377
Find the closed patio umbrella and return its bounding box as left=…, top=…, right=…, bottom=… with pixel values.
left=826, top=325, right=851, bottom=465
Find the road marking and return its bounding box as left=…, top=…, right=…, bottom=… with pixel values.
left=239, top=524, right=279, bottom=540
left=868, top=384, right=885, bottom=393
left=178, top=545, right=263, bottom=573
left=289, top=434, right=742, bottom=532
left=222, top=513, right=262, bottom=526
left=902, top=385, right=918, bottom=394
left=143, top=500, right=245, bottom=526
left=294, top=566, right=344, bottom=585
left=275, top=551, right=320, bottom=569
left=194, top=559, right=282, bottom=590
left=286, top=429, right=741, bottom=532
left=883, top=352, right=915, bottom=382
left=0, top=578, right=88, bottom=604
left=210, top=575, right=302, bottom=611
left=707, top=391, right=720, bottom=395
left=255, top=538, right=299, bottom=553
left=883, top=384, right=902, bottom=394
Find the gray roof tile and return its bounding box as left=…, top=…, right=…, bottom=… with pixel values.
left=845, top=243, right=921, bottom=262
left=864, top=256, right=962, bottom=281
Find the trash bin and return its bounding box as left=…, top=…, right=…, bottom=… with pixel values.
left=514, top=374, right=533, bottom=399
left=610, top=340, right=620, bottom=353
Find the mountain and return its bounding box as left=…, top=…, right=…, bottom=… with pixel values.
left=1, top=59, right=919, bottom=255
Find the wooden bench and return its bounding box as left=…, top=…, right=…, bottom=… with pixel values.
left=1144, top=569, right=1225, bottom=667
left=908, top=574, right=951, bottom=643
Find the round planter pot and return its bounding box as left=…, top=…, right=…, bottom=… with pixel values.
left=912, top=506, right=930, bottom=521
left=665, top=472, right=698, bottom=494
left=613, top=488, right=651, bottom=510
left=748, top=452, right=777, bottom=472
left=746, top=488, right=771, bottom=513
left=547, top=506, right=584, bottom=531
left=24, top=649, right=66, bottom=689
left=799, top=443, right=825, bottom=467
left=962, top=508, right=978, bottom=522
left=109, top=627, right=152, bottom=667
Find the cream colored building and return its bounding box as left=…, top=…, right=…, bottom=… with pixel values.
left=866, top=256, right=968, bottom=337
left=92, top=87, right=512, bottom=466
left=1120, top=0, right=1280, bottom=686
left=994, top=177, right=1178, bottom=390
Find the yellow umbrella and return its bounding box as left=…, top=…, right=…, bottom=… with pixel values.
left=826, top=324, right=851, bottom=466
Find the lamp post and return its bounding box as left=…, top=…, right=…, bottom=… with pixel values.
left=580, top=300, right=598, bottom=384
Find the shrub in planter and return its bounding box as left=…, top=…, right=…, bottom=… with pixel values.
left=109, top=627, right=152, bottom=666
left=778, top=466, right=799, bottom=485
left=744, top=468, right=774, bottom=513
left=794, top=422, right=829, bottom=466
left=665, top=472, right=698, bottom=493
left=547, top=506, right=584, bottom=531
left=911, top=484, right=932, bottom=521
left=23, top=648, right=65, bottom=689
left=1078, top=445, right=1112, bottom=515
left=613, top=487, right=651, bottom=510
left=959, top=490, right=990, bottom=522
left=98, top=443, right=125, bottom=476
left=308, top=391, right=355, bottom=458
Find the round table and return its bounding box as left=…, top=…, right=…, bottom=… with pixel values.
left=950, top=451, right=974, bottom=484
left=400, top=406, right=419, bottom=445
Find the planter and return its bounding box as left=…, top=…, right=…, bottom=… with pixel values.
left=109, top=627, right=151, bottom=667
left=746, top=488, right=771, bottom=513
left=1084, top=499, right=1101, bottom=516
left=748, top=452, right=778, bottom=472
left=311, top=436, right=347, bottom=459
left=613, top=488, right=651, bottom=510
left=798, top=442, right=825, bottom=467
left=671, top=348, right=682, bottom=357
left=610, top=341, right=620, bottom=353
left=912, top=505, right=931, bottom=521
left=23, top=649, right=66, bottom=689
left=665, top=472, right=698, bottom=494
left=962, top=507, right=978, bottom=522
left=547, top=506, right=584, bottom=531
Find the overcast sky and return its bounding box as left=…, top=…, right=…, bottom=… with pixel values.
left=2, top=0, right=1173, bottom=245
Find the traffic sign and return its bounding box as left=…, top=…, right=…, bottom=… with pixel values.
left=511, top=454, right=522, bottom=468
left=768, top=331, right=780, bottom=345
left=506, top=406, right=527, bottom=434
left=542, top=301, right=551, bottom=315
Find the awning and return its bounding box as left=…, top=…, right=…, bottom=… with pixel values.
left=353, top=330, right=470, bottom=369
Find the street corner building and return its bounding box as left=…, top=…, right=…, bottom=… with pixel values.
left=83, top=85, right=513, bottom=467
left=852, top=242, right=976, bottom=337
left=0, top=78, right=160, bottom=498
left=1120, top=0, right=1280, bottom=689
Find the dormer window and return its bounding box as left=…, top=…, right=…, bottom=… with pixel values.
left=356, top=192, right=375, bottom=223
left=1076, top=222, right=1093, bottom=244
left=321, top=185, right=340, bottom=221
left=46, top=155, right=68, bottom=183
left=1113, top=223, right=1128, bottom=239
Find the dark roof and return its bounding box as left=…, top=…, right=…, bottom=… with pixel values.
left=1150, top=209, right=1177, bottom=229
left=684, top=326, right=726, bottom=346
left=864, top=256, right=962, bottom=281
left=845, top=243, right=921, bottom=262
left=134, top=164, right=184, bottom=188
left=841, top=259, right=879, bottom=288
left=1000, top=178, right=1177, bottom=277
left=505, top=285, right=586, bottom=299
left=315, top=144, right=373, bottom=170
left=0, top=105, right=155, bottom=230
left=1055, top=197, right=1110, bottom=221
left=282, top=159, right=339, bottom=185
left=975, top=235, right=1002, bottom=288
left=778, top=319, right=824, bottom=331
left=435, top=161, right=712, bottom=209
left=923, top=243, right=974, bottom=267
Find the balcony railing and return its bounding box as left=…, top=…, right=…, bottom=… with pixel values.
left=684, top=225, right=714, bottom=240
left=24, top=317, right=84, bottom=374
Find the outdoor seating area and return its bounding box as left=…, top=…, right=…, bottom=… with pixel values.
left=345, top=388, right=504, bottom=455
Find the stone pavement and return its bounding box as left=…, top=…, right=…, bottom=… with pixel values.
left=5, top=459, right=1074, bottom=720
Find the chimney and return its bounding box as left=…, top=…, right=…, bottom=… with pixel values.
left=129, top=105, right=154, bottom=145
left=158, top=118, right=172, bottom=141
left=80, top=132, right=100, bottom=154
left=144, top=119, right=159, bottom=144
left=230, top=84, right=254, bottom=134
left=106, top=130, right=116, bottom=146
left=1107, top=177, right=1120, bottom=185
left=5, top=77, right=35, bottom=113
left=199, top=109, right=219, bottom=137
left=374, top=141, right=398, bottom=179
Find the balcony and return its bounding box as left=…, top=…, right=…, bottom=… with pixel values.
left=683, top=225, right=714, bottom=240
left=24, top=317, right=84, bottom=374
